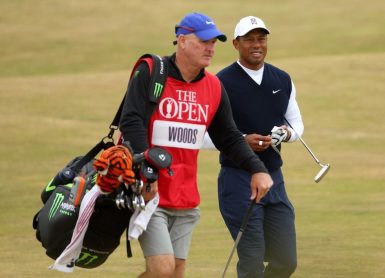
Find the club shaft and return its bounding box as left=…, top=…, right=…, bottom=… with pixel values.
left=284, top=117, right=321, bottom=165
left=222, top=200, right=256, bottom=278
left=297, top=137, right=321, bottom=165
left=221, top=231, right=243, bottom=278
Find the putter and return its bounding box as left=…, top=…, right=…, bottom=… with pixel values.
left=284, top=117, right=330, bottom=183
left=222, top=199, right=256, bottom=278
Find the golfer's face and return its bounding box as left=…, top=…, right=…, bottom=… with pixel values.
left=234, top=29, right=268, bottom=70
left=184, top=34, right=217, bottom=68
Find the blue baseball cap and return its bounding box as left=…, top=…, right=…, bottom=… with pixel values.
left=174, top=13, right=227, bottom=43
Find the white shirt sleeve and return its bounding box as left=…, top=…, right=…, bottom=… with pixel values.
left=201, top=132, right=218, bottom=150
left=284, top=81, right=304, bottom=142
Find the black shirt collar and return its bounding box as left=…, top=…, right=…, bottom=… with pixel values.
left=167, top=53, right=206, bottom=83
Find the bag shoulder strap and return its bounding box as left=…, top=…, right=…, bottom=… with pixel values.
left=144, top=54, right=167, bottom=103
left=69, top=54, right=167, bottom=173
left=111, top=54, right=167, bottom=129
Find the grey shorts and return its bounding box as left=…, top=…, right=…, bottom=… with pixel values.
left=138, top=207, right=200, bottom=259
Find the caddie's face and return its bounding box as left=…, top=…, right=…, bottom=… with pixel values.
left=180, top=34, right=217, bottom=68
left=233, top=29, right=268, bottom=70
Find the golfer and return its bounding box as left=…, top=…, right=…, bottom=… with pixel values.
left=215, top=16, right=304, bottom=277
left=119, top=12, right=273, bottom=278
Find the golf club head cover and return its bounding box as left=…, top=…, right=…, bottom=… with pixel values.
left=144, top=147, right=172, bottom=169
left=271, top=126, right=288, bottom=147
left=139, top=160, right=159, bottom=183
left=93, top=145, right=136, bottom=193
left=137, top=147, right=172, bottom=183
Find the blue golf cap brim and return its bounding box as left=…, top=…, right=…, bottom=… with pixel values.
left=194, top=29, right=227, bottom=42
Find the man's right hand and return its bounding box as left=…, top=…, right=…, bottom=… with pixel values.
left=250, top=172, right=273, bottom=203
left=245, top=134, right=272, bottom=152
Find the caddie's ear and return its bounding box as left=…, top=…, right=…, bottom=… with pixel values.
left=177, top=34, right=187, bottom=49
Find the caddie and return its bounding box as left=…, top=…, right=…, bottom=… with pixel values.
left=119, top=12, right=273, bottom=278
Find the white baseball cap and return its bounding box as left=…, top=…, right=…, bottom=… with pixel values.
left=233, top=16, right=270, bottom=39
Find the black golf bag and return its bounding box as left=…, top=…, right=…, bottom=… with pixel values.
left=32, top=53, right=170, bottom=269
left=33, top=155, right=134, bottom=268
left=33, top=146, right=172, bottom=269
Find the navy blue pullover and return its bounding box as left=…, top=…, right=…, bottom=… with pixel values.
left=217, top=62, right=292, bottom=171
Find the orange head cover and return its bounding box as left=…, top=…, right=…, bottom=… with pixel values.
left=93, top=145, right=136, bottom=193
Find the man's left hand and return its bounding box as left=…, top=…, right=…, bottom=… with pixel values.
left=271, top=125, right=290, bottom=147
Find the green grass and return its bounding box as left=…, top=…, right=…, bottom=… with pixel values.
left=1, top=0, right=384, bottom=277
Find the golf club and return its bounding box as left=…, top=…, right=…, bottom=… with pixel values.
left=222, top=199, right=256, bottom=278
left=284, top=117, right=330, bottom=183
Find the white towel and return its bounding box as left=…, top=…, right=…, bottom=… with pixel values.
left=49, top=185, right=101, bottom=273
left=128, top=193, right=159, bottom=240
left=49, top=187, right=159, bottom=272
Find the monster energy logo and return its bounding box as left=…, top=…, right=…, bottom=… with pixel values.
left=49, top=193, right=64, bottom=220
left=91, top=173, right=97, bottom=184
left=153, top=82, right=163, bottom=98
left=77, top=251, right=99, bottom=265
